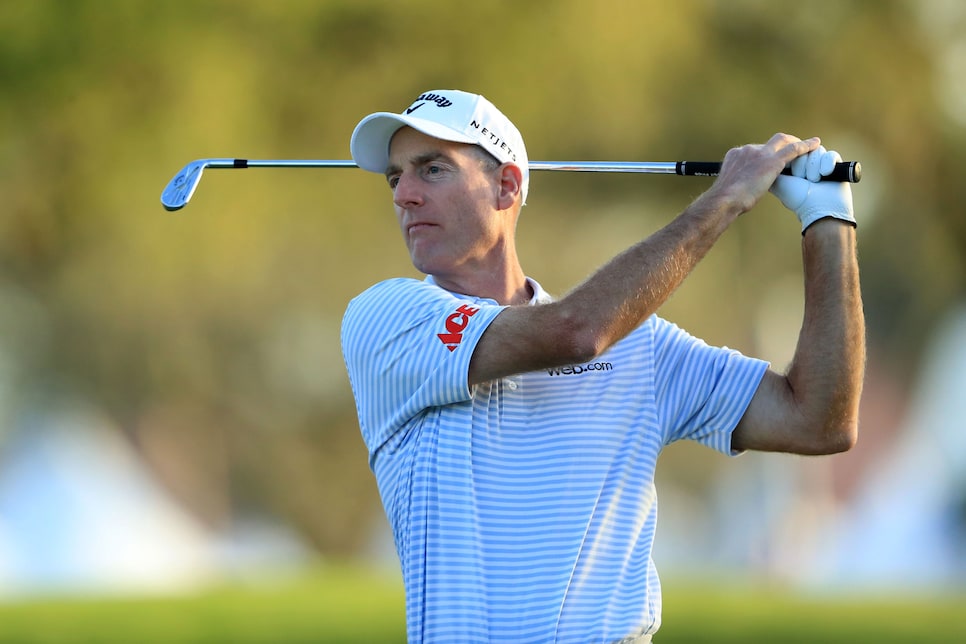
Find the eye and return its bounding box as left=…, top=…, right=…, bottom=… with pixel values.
left=387, top=175, right=400, bottom=190
left=425, top=164, right=441, bottom=177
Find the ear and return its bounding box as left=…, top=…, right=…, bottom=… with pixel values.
left=496, top=163, right=523, bottom=211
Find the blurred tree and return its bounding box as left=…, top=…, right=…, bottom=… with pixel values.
left=0, top=0, right=961, bottom=558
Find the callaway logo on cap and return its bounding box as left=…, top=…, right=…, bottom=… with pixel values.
left=350, top=89, right=530, bottom=203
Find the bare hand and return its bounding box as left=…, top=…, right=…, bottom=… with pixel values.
left=710, top=133, right=822, bottom=214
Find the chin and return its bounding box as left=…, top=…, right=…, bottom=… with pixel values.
left=410, top=251, right=445, bottom=276
left=410, top=256, right=435, bottom=276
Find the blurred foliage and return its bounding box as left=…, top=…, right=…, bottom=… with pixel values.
left=0, top=0, right=964, bottom=557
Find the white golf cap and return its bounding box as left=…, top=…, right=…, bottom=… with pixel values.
left=350, top=89, right=529, bottom=203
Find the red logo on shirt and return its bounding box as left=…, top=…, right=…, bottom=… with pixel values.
left=437, top=304, right=480, bottom=352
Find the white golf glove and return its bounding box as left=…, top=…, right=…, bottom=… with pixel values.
left=770, top=146, right=856, bottom=233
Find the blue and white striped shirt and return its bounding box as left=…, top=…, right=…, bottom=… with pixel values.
left=341, top=276, right=768, bottom=643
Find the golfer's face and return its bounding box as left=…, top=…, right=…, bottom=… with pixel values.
left=386, top=127, right=504, bottom=278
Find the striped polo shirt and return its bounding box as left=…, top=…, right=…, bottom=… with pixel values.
left=341, top=276, right=768, bottom=643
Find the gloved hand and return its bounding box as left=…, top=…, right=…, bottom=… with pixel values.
left=770, top=146, right=856, bottom=233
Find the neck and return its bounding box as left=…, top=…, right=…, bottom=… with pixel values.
left=432, top=261, right=531, bottom=305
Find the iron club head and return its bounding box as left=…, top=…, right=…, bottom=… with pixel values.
left=160, top=159, right=209, bottom=211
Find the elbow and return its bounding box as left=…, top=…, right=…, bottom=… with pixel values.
left=822, top=421, right=858, bottom=454
left=812, top=388, right=863, bottom=454
left=569, top=322, right=613, bottom=366
left=569, top=332, right=606, bottom=365
left=792, top=374, right=863, bottom=455
left=809, top=417, right=858, bottom=455
left=551, top=305, right=611, bottom=365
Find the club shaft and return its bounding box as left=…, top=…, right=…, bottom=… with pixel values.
left=204, top=158, right=862, bottom=181
left=161, top=157, right=861, bottom=211
left=195, top=159, right=681, bottom=172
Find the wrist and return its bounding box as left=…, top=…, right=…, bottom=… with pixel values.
left=801, top=212, right=858, bottom=235
left=693, top=185, right=749, bottom=223
left=802, top=217, right=856, bottom=241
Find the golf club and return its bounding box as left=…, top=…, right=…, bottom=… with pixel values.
left=160, top=158, right=862, bottom=211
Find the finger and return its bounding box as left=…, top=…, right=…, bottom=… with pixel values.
left=789, top=153, right=808, bottom=178
left=778, top=136, right=820, bottom=175
left=820, top=149, right=843, bottom=176
left=805, top=145, right=827, bottom=182
left=766, top=132, right=802, bottom=148
left=788, top=136, right=821, bottom=157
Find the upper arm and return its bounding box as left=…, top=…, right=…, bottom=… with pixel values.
left=342, top=280, right=506, bottom=450
left=732, top=369, right=856, bottom=455
left=731, top=369, right=801, bottom=453
left=467, top=303, right=591, bottom=386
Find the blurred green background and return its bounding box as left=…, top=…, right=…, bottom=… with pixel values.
left=1, top=0, right=965, bottom=640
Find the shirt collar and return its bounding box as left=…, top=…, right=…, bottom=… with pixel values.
left=424, top=275, right=553, bottom=306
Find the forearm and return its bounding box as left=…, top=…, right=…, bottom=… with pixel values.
left=469, top=190, right=742, bottom=384
left=786, top=219, right=865, bottom=450
left=552, top=135, right=813, bottom=361
left=556, top=188, right=743, bottom=360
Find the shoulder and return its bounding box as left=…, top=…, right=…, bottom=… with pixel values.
left=341, top=277, right=500, bottom=347
left=348, top=277, right=431, bottom=306
left=345, top=278, right=449, bottom=320
left=648, top=315, right=712, bottom=355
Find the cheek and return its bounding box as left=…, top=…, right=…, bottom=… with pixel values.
left=458, top=182, right=500, bottom=230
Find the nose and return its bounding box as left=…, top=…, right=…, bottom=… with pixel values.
left=392, top=171, right=423, bottom=209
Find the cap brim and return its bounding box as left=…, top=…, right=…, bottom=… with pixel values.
left=350, top=112, right=478, bottom=174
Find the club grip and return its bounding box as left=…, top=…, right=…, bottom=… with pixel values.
left=676, top=160, right=861, bottom=183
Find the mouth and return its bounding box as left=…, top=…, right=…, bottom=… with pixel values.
left=406, top=222, right=436, bottom=236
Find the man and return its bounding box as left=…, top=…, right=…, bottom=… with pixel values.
left=341, top=89, right=864, bottom=643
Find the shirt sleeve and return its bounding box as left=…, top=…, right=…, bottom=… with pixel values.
left=341, top=278, right=506, bottom=460
left=651, top=316, right=769, bottom=456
